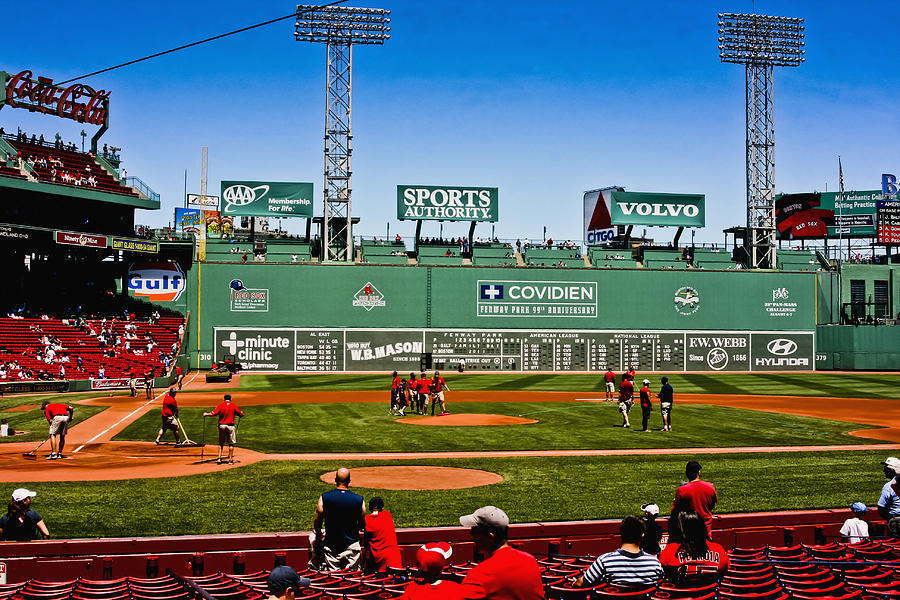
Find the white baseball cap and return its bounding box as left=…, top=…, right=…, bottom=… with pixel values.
left=12, top=488, right=36, bottom=502
left=641, top=503, right=660, bottom=516
left=643, top=379, right=650, bottom=385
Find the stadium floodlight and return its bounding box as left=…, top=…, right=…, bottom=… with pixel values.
left=718, top=13, right=805, bottom=270
left=296, top=5, right=391, bottom=262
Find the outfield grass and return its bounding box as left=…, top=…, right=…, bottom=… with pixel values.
left=236, top=372, right=900, bottom=398
left=113, top=401, right=880, bottom=452
left=11, top=450, right=887, bottom=538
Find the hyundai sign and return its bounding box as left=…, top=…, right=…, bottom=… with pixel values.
left=610, top=192, right=705, bottom=227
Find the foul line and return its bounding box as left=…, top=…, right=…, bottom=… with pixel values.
left=72, top=371, right=201, bottom=454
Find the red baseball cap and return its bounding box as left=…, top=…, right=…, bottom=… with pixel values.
left=416, top=541, right=452, bottom=573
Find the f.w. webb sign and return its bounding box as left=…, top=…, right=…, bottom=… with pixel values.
left=397, top=185, right=498, bottom=222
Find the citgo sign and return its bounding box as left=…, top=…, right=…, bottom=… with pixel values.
left=127, top=263, right=186, bottom=302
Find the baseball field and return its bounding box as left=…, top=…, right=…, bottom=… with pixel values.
left=0, top=371, right=897, bottom=538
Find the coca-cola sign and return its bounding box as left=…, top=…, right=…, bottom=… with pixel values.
left=2, top=70, right=109, bottom=126
left=54, top=230, right=108, bottom=248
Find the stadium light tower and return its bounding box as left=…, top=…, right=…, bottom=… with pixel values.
left=296, top=5, right=391, bottom=262
left=718, top=13, right=805, bottom=269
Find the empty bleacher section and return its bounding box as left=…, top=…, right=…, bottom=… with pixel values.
left=588, top=247, right=636, bottom=268
left=777, top=249, right=818, bottom=271
left=204, top=240, right=255, bottom=262
left=640, top=247, right=690, bottom=270
left=524, top=246, right=585, bottom=267
left=0, top=315, right=184, bottom=381
left=691, top=248, right=740, bottom=270
left=360, top=240, right=410, bottom=264
left=265, top=240, right=313, bottom=262
left=416, top=244, right=463, bottom=266
left=471, top=242, right=517, bottom=266
left=3, top=134, right=137, bottom=197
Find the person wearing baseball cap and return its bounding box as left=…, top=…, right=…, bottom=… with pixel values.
left=399, top=542, right=461, bottom=599
left=155, top=388, right=180, bottom=446
left=877, top=458, right=900, bottom=535
left=0, top=488, right=49, bottom=541
left=641, top=504, right=663, bottom=555
left=457, top=506, right=544, bottom=599
left=203, top=394, right=244, bottom=465
left=639, top=380, right=653, bottom=432
left=841, top=502, right=869, bottom=543
left=266, top=565, right=310, bottom=600
left=657, top=376, right=674, bottom=431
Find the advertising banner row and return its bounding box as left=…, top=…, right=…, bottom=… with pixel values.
left=213, top=328, right=814, bottom=373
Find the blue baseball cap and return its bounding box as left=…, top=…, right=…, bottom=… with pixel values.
left=851, top=502, right=867, bottom=513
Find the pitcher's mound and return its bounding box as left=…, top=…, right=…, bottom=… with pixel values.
left=320, top=466, right=503, bottom=490
left=398, top=413, right=537, bottom=426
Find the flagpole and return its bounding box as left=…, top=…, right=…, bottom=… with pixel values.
left=838, top=155, right=844, bottom=262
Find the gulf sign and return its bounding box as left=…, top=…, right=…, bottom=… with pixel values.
left=128, top=262, right=186, bottom=302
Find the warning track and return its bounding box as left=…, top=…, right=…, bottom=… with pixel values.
left=0, top=389, right=897, bottom=483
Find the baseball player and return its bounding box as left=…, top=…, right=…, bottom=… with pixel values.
left=396, top=379, right=408, bottom=416
left=658, top=376, right=674, bottom=431
left=430, top=370, right=451, bottom=416
left=155, top=388, right=180, bottom=445
left=604, top=368, right=616, bottom=401
left=389, top=371, right=401, bottom=415
left=618, top=376, right=634, bottom=428
left=406, top=372, right=418, bottom=413
left=639, top=379, right=653, bottom=432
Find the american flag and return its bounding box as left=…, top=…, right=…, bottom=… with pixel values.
left=839, top=156, right=844, bottom=193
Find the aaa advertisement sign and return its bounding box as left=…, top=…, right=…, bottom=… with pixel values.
left=221, top=181, right=314, bottom=217
left=397, top=185, right=499, bottom=222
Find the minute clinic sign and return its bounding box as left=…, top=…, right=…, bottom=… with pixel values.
left=1, top=70, right=110, bottom=126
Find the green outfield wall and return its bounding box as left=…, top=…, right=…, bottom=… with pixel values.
left=160, top=263, right=820, bottom=372
left=815, top=324, right=900, bottom=370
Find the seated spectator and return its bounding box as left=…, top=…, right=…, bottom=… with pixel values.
left=0, top=488, right=49, bottom=541
left=363, top=496, right=401, bottom=573
left=574, top=516, right=663, bottom=587
left=658, top=512, right=729, bottom=583
left=641, top=503, right=663, bottom=555
left=266, top=565, right=311, bottom=600
left=400, top=542, right=460, bottom=599
left=458, top=506, right=544, bottom=599
left=841, top=502, right=869, bottom=543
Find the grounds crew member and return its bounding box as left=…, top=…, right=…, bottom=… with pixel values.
left=604, top=368, right=616, bottom=401
left=144, top=367, right=155, bottom=399
left=42, top=401, right=73, bottom=460
left=618, top=376, right=634, bottom=428
left=430, top=370, right=450, bottom=416
left=155, top=388, right=180, bottom=445
left=203, top=394, right=244, bottom=465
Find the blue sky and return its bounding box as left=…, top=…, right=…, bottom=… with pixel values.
left=2, top=1, right=898, bottom=244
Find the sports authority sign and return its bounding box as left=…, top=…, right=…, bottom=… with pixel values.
left=397, top=185, right=499, bottom=222
left=54, top=231, right=108, bottom=248
left=610, top=192, right=706, bottom=227
left=1, top=70, right=110, bottom=126
left=220, top=181, right=314, bottom=217
left=476, top=280, right=598, bottom=318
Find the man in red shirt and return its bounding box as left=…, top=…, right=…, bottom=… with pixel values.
left=203, top=394, right=244, bottom=465
left=430, top=371, right=451, bottom=416
left=618, top=377, right=634, bottom=428
left=416, top=372, right=431, bottom=415
left=458, top=505, right=545, bottom=599
left=400, top=541, right=461, bottom=599
left=155, top=388, right=180, bottom=445
left=363, top=496, right=402, bottom=573
left=41, top=400, right=73, bottom=460
left=175, top=365, right=184, bottom=390
left=639, top=379, right=653, bottom=432
left=604, top=368, right=616, bottom=401
left=672, top=461, right=718, bottom=536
